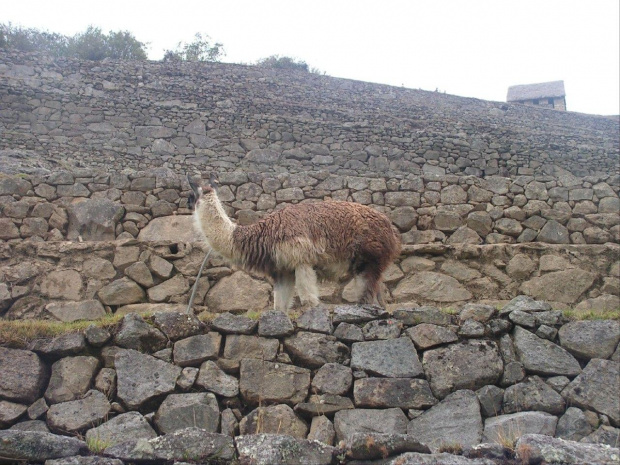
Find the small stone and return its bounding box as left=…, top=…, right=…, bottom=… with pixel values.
left=308, top=416, right=335, bottom=445
left=45, top=356, right=100, bottom=404
left=258, top=310, right=294, bottom=337
left=152, top=311, right=204, bottom=341
left=295, top=394, right=355, bottom=416
left=503, top=376, right=566, bottom=415
left=362, top=319, right=402, bottom=340
left=211, top=312, right=257, bottom=334
left=332, top=304, right=389, bottom=323
left=351, top=337, right=423, bottom=378
left=334, top=408, right=409, bottom=442
left=284, top=332, right=349, bottom=368
left=333, top=322, right=364, bottom=342
left=239, top=404, right=308, bottom=438
left=176, top=367, right=199, bottom=391
left=406, top=323, right=458, bottom=349
left=196, top=360, right=239, bottom=397
left=0, top=400, right=27, bottom=428
left=113, top=313, right=167, bottom=353
left=239, top=359, right=310, bottom=406
left=46, top=390, right=111, bottom=434
left=30, top=333, right=87, bottom=358
left=311, top=363, right=353, bottom=396
left=27, top=398, right=49, bottom=420
left=173, top=333, right=221, bottom=367
left=154, top=392, right=220, bottom=434
left=536, top=324, right=557, bottom=340
left=85, top=325, right=111, bottom=347
left=459, top=319, right=486, bottom=337
left=295, top=306, right=333, bottom=334
left=95, top=368, right=116, bottom=398
left=476, top=385, right=504, bottom=418
left=556, top=407, right=593, bottom=441
left=85, top=411, right=157, bottom=448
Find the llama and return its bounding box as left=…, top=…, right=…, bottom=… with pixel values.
left=188, top=173, right=401, bottom=311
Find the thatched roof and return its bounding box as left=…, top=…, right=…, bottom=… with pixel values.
left=507, top=80, right=565, bottom=102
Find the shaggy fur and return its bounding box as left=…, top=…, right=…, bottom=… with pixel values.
left=190, top=176, right=401, bottom=310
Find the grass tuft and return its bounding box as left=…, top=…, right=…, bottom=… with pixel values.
left=561, top=308, right=620, bottom=321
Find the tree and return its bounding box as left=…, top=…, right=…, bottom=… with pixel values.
left=162, top=33, right=225, bottom=62
left=0, top=23, right=147, bottom=60
left=255, top=55, right=310, bottom=72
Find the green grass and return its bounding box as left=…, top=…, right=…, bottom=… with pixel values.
left=86, top=435, right=112, bottom=454
left=561, top=308, right=620, bottom=321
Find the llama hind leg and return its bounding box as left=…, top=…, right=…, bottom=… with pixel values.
left=273, top=271, right=295, bottom=311
left=358, top=263, right=384, bottom=306
left=295, top=264, right=320, bottom=307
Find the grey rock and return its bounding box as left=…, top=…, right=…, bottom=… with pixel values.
left=46, top=390, right=111, bottom=434
left=535, top=310, right=564, bottom=326
left=295, top=394, right=354, bottom=416
left=476, top=385, right=504, bottom=417
left=27, top=397, right=48, bottom=420
left=115, top=349, right=181, bottom=410
left=146, top=274, right=189, bottom=302
left=98, top=277, right=145, bottom=306
left=173, top=332, right=221, bottom=367
left=311, top=363, right=353, bottom=395
left=379, top=452, right=496, bottom=464
left=104, top=427, right=235, bottom=462
left=0, top=347, right=47, bottom=403
left=239, top=404, right=308, bottom=438
left=351, top=337, right=423, bottom=378
left=0, top=400, right=27, bottom=428
left=308, top=415, right=335, bottom=445
left=333, top=322, right=364, bottom=342
left=535, top=324, right=558, bottom=340
left=94, top=367, right=116, bottom=397
left=334, top=408, right=409, bottom=441
left=499, top=295, right=552, bottom=316
left=67, top=198, right=124, bottom=241
left=482, top=412, right=558, bottom=444
left=562, top=359, right=620, bottom=425
left=0, top=430, right=88, bottom=463
left=154, top=392, right=219, bottom=434
left=8, top=419, right=49, bottom=432
left=537, top=220, right=570, bottom=244
left=85, top=411, right=157, bottom=447
left=520, top=269, right=597, bottom=304
left=29, top=332, right=87, bottom=358
left=284, top=331, right=349, bottom=368
left=546, top=375, right=570, bottom=392
left=124, top=261, right=154, bottom=287
left=85, top=325, right=111, bottom=347
left=557, top=407, right=593, bottom=441
left=503, top=376, right=566, bottom=415
left=148, top=254, right=173, bottom=279
left=221, top=408, right=238, bottom=437
left=346, top=432, right=430, bottom=460
left=354, top=378, right=437, bottom=409
left=211, top=312, right=257, bottom=334
left=333, top=304, right=389, bottom=323
left=407, top=390, right=482, bottom=453
left=362, top=319, right=402, bottom=340
left=44, top=356, right=99, bottom=404
left=581, top=425, right=620, bottom=447
left=513, top=326, right=581, bottom=376
left=559, top=320, right=620, bottom=360
left=206, top=271, right=271, bottom=313
left=235, top=434, right=335, bottom=465
left=509, top=310, right=536, bottom=328
left=45, top=457, right=123, bottom=465
left=295, top=307, right=334, bottom=334
left=223, top=334, right=278, bottom=361
left=152, top=311, right=204, bottom=341
left=515, top=433, right=620, bottom=465
left=423, top=340, right=503, bottom=399
left=176, top=366, right=199, bottom=391
left=500, top=361, right=526, bottom=387
left=459, top=303, right=497, bottom=323
left=113, top=313, right=167, bottom=353
left=393, top=272, right=473, bottom=302
left=407, top=323, right=458, bottom=349
left=45, top=300, right=106, bottom=322
left=459, top=319, right=486, bottom=337
left=393, top=306, right=452, bottom=325
left=239, top=359, right=310, bottom=405
left=196, top=360, right=239, bottom=397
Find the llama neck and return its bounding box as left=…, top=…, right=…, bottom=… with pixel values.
left=194, top=194, right=236, bottom=258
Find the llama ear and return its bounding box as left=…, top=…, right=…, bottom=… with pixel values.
left=209, top=172, right=220, bottom=189
left=187, top=174, right=201, bottom=197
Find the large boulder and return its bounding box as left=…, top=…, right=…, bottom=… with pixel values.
left=393, top=272, right=473, bottom=302
left=422, top=340, right=503, bottom=399
left=513, top=326, right=581, bottom=376
left=44, top=356, right=99, bottom=404
left=558, top=320, right=620, bottom=360
left=354, top=378, right=437, bottom=409
left=137, top=215, right=203, bottom=242
left=520, top=269, right=597, bottom=304
left=0, top=348, right=47, bottom=403
left=115, top=349, right=181, bottom=410
left=562, top=359, right=620, bottom=426
left=67, top=198, right=124, bottom=241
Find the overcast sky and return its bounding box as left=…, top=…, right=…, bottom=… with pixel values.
left=4, top=0, right=619, bottom=115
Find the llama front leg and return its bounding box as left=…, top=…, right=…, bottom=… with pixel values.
left=273, top=271, right=296, bottom=311
left=295, top=264, right=320, bottom=307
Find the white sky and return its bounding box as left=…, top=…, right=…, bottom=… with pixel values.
left=3, top=0, right=620, bottom=115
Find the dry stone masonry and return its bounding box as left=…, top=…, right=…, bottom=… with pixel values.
left=0, top=49, right=619, bottom=463
left=0, top=299, right=619, bottom=464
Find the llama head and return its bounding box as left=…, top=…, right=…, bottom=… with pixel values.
left=187, top=172, right=220, bottom=209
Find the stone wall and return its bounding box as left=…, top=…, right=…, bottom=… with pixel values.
left=1, top=298, right=619, bottom=463
left=1, top=50, right=618, bottom=180
left=1, top=169, right=619, bottom=246
left=2, top=240, right=619, bottom=321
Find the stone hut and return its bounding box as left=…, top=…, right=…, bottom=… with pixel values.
left=507, top=80, right=567, bottom=110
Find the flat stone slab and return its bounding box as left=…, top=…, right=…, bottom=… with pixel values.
left=104, top=427, right=235, bottom=462
left=211, top=312, right=257, bottom=334
left=482, top=412, right=558, bottom=444
left=284, top=331, right=349, bottom=368
left=354, top=378, right=437, bottom=409
left=351, top=337, right=423, bottom=378
left=407, top=390, right=483, bottom=453
left=513, top=326, right=581, bottom=376
left=154, top=392, right=220, bottom=434
left=558, top=320, right=620, bottom=360
left=85, top=411, right=157, bottom=447
left=503, top=376, right=566, bottom=415
left=345, top=433, right=430, bottom=460
left=235, top=434, right=335, bottom=465
left=239, top=359, right=310, bottom=406
left=334, top=408, right=409, bottom=442
left=332, top=304, right=389, bottom=323
left=515, top=433, right=620, bottom=465
left=46, top=390, right=111, bottom=434
left=422, top=340, right=503, bottom=399
left=0, top=430, right=88, bottom=463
